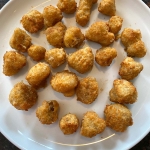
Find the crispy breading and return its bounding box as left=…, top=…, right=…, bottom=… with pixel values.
left=104, top=103, right=133, bottom=132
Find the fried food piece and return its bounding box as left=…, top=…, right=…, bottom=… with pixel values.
left=95, top=47, right=117, bottom=66
left=50, top=70, right=78, bottom=97
left=59, top=113, right=79, bottom=134
left=21, top=10, right=44, bottom=33
left=36, top=100, right=59, bottom=124
left=85, top=21, right=115, bottom=46
left=26, top=62, right=51, bottom=88
left=64, top=27, right=85, bottom=48
left=104, top=103, right=133, bottom=132
left=109, top=79, right=137, bottom=104
left=57, top=0, right=77, bottom=14
left=119, top=57, right=143, bottom=80
left=98, top=0, right=116, bottom=16
left=43, top=5, right=63, bottom=28
left=81, top=111, right=106, bottom=138
left=108, top=16, right=123, bottom=34
left=9, top=28, right=32, bottom=53
left=46, top=22, right=66, bottom=48
left=3, top=51, right=26, bottom=76
left=76, top=0, right=98, bottom=26
left=9, top=82, right=38, bottom=111
left=67, top=47, right=94, bottom=74
left=45, top=48, right=66, bottom=68
left=28, top=45, right=46, bottom=61
left=76, top=77, right=99, bottom=104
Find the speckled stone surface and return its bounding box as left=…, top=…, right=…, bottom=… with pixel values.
left=0, top=0, right=150, bottom=150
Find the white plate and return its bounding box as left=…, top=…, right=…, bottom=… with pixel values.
left=0, top=0, right=150, bottom=150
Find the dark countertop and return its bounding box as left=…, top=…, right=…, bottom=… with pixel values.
left=0, top=0, right=150, bottom=150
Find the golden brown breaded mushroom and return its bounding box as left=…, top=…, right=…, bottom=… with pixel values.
left=98, top=0, right=116, bottom=16
left=64, top=27, right=85, bottom=48
left=119, top=57, right=143, bottom=80
left=3, top=51, right=26, bottom=76
left=21, top=10, right=44, bottom=33
left=76, top=0, right=98, bottom=27
left=57, top=0, right=77, bottom=14
left=85, top=21, right=115, bottom=46
left=59, top=113, right=79, bottom=134
left=104, top=103, right=133, bottom=132
left=109, top=79, right=137, bottom=104
left=9, top=28, right=32, bottom=53
left=76, top=77, right=99, bottom=104
left=36, top=100, right=59, bottom=124
left=43, top=5, right=63, bottom=28
left=95, top=47, right=117, bottom=66
left=26, top=62, right=51, bottom=89
left=9, top=82, right=38, bottom=111
left=67, top=47, right=94, bottom=74
left=46, top=22, right=66, bottom=48
left=81, top=111, right=106, bottom=138
left=28, top=45, right=46, bottom=61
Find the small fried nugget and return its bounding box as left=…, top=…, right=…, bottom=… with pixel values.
left=43, top=5, right=63, bottom=28
left=119, top=57, right=143, bottom=80
left=26, top=62, right=51, bottom=88
left=76, top=77, right=99, bottom=104
left=36, top=100, right=59, bottom=124
left=3, top=51, right=26, bottom=76
left=57, top=0, right=77, bottom=14
left=46, top=22, right=66, bottom=48
left=28, top=45, right=46, bottom=61
left=98, top=0, right=116, bottom=16
left=104, top=103, right=133, bottom=132
left=108, top=16, right=123, bottom=34
left=9, top=28, right=32, bottom=53
left=45, top=48, right=66, bottom=68
left=67, top=47, right=94, bottom=74
left=109, top=79, right=137, bottom=104
left=95, top=47, right=117, bottom=66
left=81, top=111, right=106, bottom=138
left=85, top=21, right=115, bottom=46
left=21, top=10, right=44, bottom=33
left=64, top=27, right=85, bottom=48
left=76, top=0, right=98, bottom=27
left=9, top=82, right=38, bottom=111
left=59, top=113, right=79, bottom=134
left=50, top=70, right=78, bottom=97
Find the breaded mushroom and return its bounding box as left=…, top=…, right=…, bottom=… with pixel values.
left=43, top=5, right=63, bottom=28
left=76, top=77, right=99, bottom=104
left=104, top=103, right=133, bottom=132
left=59, top=113, right=79, bottom=134
left=9, top=82, right=38, bottom=111
left=98, top=0, right=116, bottom=16
left=81, top=111, right=106, bottom=138
left=26, top=62, right=51, bottom=89
left=45, top=48, right=66, bottom=68
left=21, top=10, right=44, bottom=33
left=85, top=21, right=115, bottom=46
left=36, top=100, right=59, bottom=124
left=46, top=22, right=66, bottom=48
left=67, top=47, right=94, bottom=74
left=28, top=45, right=46, bottom=61
left=50, top=70, right=78, bottom=97
left=76, top=0, right=98, bottom=26
left=109, top=79, right=137, bottom=104
left=57, top=0, right=77, bottom=14
left=64, top=27, right=85, bottom=48
left=9, top=28, right=32, bottom=53
left=119, top=57, right=143, bottom=80
left=95, top=47, right=117, bottom=66
left=3, top=51, right=26, bottom=76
